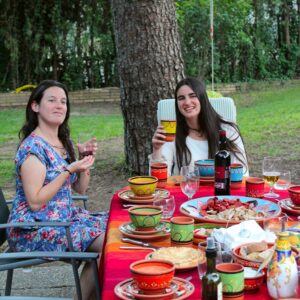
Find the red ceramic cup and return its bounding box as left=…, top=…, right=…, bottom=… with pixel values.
left=245, top=177, right=265, bottom=198
left=288, top=185, right=300, bottom=206
left=150, top=162, right=168, bottom=188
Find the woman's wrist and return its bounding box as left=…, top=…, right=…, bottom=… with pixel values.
left=63, top=166, right=73, bottom=176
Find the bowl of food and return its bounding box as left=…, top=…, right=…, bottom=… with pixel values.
left=130, top=259, right=175, bottom=294
left=128, top=176, right=158, bottom=197
left=244, top=267, right=264, bottom=292
left=193, top=223, right=223, bottom=244
left=128, top=205, right=162, bottom=231
left=232, top=241, right=299, bottom=271
left=288, top=185, right=300, bottom=206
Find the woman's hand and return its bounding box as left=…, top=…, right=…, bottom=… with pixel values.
left=68, top=156, right=95, bottom=174
left=152, top=126, right=167, bottom=151
left=77, top=137, right=98, bottom=157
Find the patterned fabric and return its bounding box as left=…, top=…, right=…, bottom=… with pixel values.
left=7, top=133, right=108, bottom=252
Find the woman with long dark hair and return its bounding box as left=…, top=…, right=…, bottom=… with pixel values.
left=7, top=80, right=107, bottom=299
left=152, top=77, right=248, bottom=175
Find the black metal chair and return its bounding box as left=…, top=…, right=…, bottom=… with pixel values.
left=0, top=188, right=101, bottom=300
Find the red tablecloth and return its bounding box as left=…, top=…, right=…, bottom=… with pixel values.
left=100, top=182, right=300, bottom=299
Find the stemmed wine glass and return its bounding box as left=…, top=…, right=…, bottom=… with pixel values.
left=262, top=157, right=282, bottom=198
left=180, top=166, right=199, bottom=201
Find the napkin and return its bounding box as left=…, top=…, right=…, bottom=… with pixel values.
left=212, top=220, right=277, bottom=251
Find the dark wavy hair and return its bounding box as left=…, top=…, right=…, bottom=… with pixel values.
left=174, top=77, right=247, bottom=171
left=18, top=80, right=76, bottom=162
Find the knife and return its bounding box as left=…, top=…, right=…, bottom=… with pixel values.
left=121, top=237, right=161, bottom=249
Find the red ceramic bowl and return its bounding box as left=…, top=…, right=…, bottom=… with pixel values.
left=244, top=267, right=264, bottom=292
left=130, top=259, right=175, bottom=294
left=288, top=185, right=300, bottom=206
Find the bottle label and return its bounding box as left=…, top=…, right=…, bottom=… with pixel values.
left=217, top=282, right=222, bottom=299
left=215, top=166, right=230, bottom=179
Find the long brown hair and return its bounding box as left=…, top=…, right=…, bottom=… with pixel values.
left=18, top=80, right=76, bottom=162
left=174, top=77, right=247, bottom=171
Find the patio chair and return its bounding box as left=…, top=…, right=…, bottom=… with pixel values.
left=157, top=97, right=237, bottom=123
left=0, top=188, right=100, bottom=300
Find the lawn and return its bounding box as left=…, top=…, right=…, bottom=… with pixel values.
left=0, top=84, right=299, bottom=187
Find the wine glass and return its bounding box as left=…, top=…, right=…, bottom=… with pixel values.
left=180, top=166, right=199, bottom=201
left=262, top=157, right=282, bottom=198
left=263, top=215, right=288, bottom=234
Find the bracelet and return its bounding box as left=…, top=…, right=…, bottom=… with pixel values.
left=63, top=167, right=73, bottom=175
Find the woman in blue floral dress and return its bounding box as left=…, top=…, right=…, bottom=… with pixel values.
left=7, top=80, right=108, bottom=300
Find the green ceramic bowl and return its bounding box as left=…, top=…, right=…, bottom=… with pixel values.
left=128, top=205, right=162, bottom=231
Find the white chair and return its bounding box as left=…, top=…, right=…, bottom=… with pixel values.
left=157, top=97, right=237, bottom=123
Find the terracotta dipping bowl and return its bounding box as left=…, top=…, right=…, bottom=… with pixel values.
left=130, top=259, right=175, bottom=294
left=128, top=205, right=162, bottom=231
left=244, top=267, right=264, bottom=292
left=288, top=185, right=300, bottom=206
left=128, top=176, right=158, bottom=197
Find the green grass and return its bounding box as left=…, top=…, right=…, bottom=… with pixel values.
left=234, top=85, right=300, bottom=159
left=1, top=84, right=300, bottom=186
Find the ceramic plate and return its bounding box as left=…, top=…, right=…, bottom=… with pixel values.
left=279, top=199, right=300, bottom=215
left=180, top=196, right=281, bottom=225
left=119, top=222, right=171, bottom=240
left=114, top=277, right=195, bottom=300
left=118, top=189, right=170, bottom=204
left=283, top=199, right=300, bottom=210
left=120, top=222, right=169, bottom=235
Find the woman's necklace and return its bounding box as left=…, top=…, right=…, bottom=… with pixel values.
left=50, top=144, right=67, bottom=157
left=188, top=126, right=203, bottom=137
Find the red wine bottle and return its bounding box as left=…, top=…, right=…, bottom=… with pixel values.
left=214, top=130, right=230, bottom=195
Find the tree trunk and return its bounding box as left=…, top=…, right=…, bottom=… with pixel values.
left=110, top=0, right=184, bottom=174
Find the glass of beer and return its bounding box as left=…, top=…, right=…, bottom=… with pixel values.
left=262, top=157, right=282, bottom=198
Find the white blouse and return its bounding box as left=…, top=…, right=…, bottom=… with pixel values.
left=159, top=124, right=248, bottom=176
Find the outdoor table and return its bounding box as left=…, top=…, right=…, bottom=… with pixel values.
left=100, top=180, right=300, bottom=299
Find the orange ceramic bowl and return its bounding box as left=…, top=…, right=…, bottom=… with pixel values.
left=244, top=267, right=264, bottom=291
left=288, top=185, right=300, bottom=206
left=128, top=176, right=158, bottom=197
left=130, top=259, right=175, bottom=294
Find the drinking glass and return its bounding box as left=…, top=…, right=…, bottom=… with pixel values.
left=274, top=170, right=291, bottom=190
left=262, top=157, right=282, bottom=198
left=153, top=195, right=175, bottom=220
left=180, top=166, right=199, bottom=201
left=78, top=133, right=95, bottom=157
left=197, top=241, right=232, bottom=280
left=263, top=215, right=288, bottom=234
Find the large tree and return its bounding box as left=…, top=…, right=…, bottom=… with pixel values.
left=110, top=0, right=184, bottom=174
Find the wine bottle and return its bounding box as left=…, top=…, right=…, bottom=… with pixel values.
left=214, top=130, right=231, bottom=195
left=202, top=237, right=222, bottom=300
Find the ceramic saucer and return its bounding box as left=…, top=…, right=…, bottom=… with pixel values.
left=120, top=222, right=170, bottom=235
left=118, top=189, right=170, bottom=204
left=284, top=199, right=300, bottom=210
left=128, top=194, right=155, bottom=200
left=119, top=222, right=171, bottom=240
left=114, top=277, right=195, bottom=300
left=279, top=199, right=300, bottom=215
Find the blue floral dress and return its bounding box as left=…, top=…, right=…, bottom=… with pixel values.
left=7, top=133, right=108, bottom=252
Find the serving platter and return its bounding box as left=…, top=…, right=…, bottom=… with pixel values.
left=114, top=277, right=195, bottom=300
left=118, top=189, right=170, bottom=204
left=180, top=195, right=281, bottom=225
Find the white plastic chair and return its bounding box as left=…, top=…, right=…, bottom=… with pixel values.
left=157, top=97, right=237, bottom=123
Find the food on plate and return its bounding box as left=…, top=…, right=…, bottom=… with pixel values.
left=195, top=227, right=215, bottom=236
left=149, top=247, right=204, bottom=268
left=199, top=197, right=266, bottom=221
left=239, top=241, right=273, bottom=262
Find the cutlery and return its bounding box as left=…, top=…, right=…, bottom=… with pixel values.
left=120, top=246, right=156, bottom=251
left=122, top=237, right=161, bottom=249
